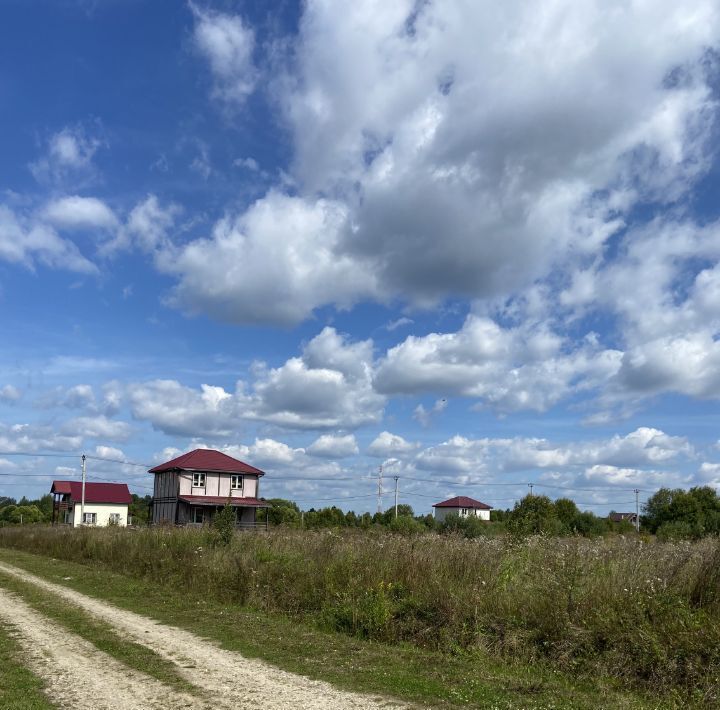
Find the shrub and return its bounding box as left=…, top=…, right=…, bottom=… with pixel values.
left=213, top=504, right=235, bottom=546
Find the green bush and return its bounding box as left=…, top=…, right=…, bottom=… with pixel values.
left=212, top=504, right=235, bottom=546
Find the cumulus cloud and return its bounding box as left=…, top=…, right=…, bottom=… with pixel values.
left=93, top=445, right=126, bottom=461
left=43, top=196, right=118, bottom=231
left=374, top=314, right=621, bottom=413
left=408, top=427, right=692, bottom=479
left=160, top=2, right=720, bottom=328
left=61, top=416, right=131, bottom=442
left=307, top=434, right=359, bottom=458
left=0, top=422, right=82, bottom=453
left=162, top=192, right=378, bottom=325
left=191, top=3, right=257, bottom=106
left=282, top=0, right=718, bottom=302
left=367, top=431, right=418, bottom=458
left=129, top=327, right=384, bottom=435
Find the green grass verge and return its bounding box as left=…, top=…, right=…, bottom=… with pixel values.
left=0, top=570, right=199, bottom=698
left=0, top=547, right=658, bottom=710
left=0, top=621, right=54, bottom=710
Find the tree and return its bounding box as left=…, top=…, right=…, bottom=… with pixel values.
left=643, top=487, right=720, bottom=538
left=129, top=494, right=152, bottom=525
left=0, top=504, right=43, bottom=524
left=554, top=498, right=579, bottom=530
left=265, top=498, right=301, bottom=526
left=507, top=495, right=560, bottom=536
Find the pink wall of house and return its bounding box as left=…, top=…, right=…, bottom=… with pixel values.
left=178, top=473, right=258, bottom=498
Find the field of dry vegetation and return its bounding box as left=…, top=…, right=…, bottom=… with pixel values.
left=0, top=526, right=718, bottom=706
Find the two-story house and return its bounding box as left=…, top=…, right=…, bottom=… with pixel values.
left=149, top=449, right=268, bottom=527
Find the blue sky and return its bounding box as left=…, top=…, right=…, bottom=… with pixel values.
left=2, top=0, right=720, bottom=515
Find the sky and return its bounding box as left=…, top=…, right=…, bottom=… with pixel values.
left=1, top=0, right=720, bottom=516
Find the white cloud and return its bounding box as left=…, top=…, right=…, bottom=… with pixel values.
left=385, top=317, right=414, bottom=332
left=159, top=2, right=720, bottom=329
left=29, top=125, right=104, bottom=185
left=374, top=314, right=621, bottom=413
left=0, top=205, right=97, bottom=273
left=408, top=427, right=692, bottom=479
left=129, top=327, right=384, bottom=434
left=162, top=192, right=378, bottom=325
left=61, top=416, right=131, bottom=442
left=191, top=4, right=257, bottom=106
left=307, top=434, right=359, bottom=458
left=43, top=196, right=118, bottom=231
left=502, top=428, right=692, bottom=471
left=413, top=398, right=447, bottom=427
left=104, top=195, right=180, bottom=254
left=280, top=0, right=718, bottom=303
left=367, top=431, right=418, bottom=458
left=0, top=385, right=22, bottom=403
left=0, top=422, right=82, bottom=453
left=94, top=445, right=125, bottom=461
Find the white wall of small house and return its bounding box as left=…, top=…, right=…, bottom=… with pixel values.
left=178, top=472, right=258, bottom=498
left=433, top=507, right=490, bottom=522
left=69, top=503, right=129, bottom=527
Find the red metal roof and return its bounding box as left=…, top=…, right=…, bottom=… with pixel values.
left=149, top=449, right=265, bottom=476
left=51, top=481, right=132, bottom=505
left=178, top=495, right=268, bottom=507
left=432, top=495, right=493, bottom=510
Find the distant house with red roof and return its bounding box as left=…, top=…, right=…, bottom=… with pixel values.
left=432, top=495, right=493, bottom=522
left=149, top=449, right=269, bottom=528
left=51, top=481, right=132, bottom=527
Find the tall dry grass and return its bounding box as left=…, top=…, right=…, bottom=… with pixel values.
left=1, top=526, right=718, bottom=703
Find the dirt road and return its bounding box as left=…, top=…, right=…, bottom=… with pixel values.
left=0, top=560, right=406, bottom=710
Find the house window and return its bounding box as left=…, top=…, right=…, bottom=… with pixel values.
left=461, top=508, right=469, bottom=516
left=192, top=473, right=206, bottom=488
left=83, top=512, right=97, bottom=525
left=109, top=513, right=121, bottom=525
left=192, top=507, right=205, bottom=524
left=230, top=474, right=243, bottom=492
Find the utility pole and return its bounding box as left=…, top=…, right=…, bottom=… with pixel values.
left=376, top=464, right=383, bottom=515
left=528, top=483, right=534, bottom=496
left=394, top=476, right=399, bottom=518
left=80, top=454, right=87, bottom=526
left=634, top=488, right=640, bottom=533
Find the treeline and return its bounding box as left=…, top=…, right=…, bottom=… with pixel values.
left=0, top=494, right=152, bottom=525
left=260, top=495, right=637, bottom=537
left=263, top=486, right=720, bottom=539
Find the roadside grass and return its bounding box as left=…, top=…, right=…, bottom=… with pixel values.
left=0, top=569, right=199, bottom=698
left=0, top=547, right=655, bottom=710
left=0, top=621, right=54, bottom=710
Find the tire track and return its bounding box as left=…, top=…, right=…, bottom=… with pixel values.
left=0, top=587, right=206, bottom=710
left=0, top=561, right=407, bottom=709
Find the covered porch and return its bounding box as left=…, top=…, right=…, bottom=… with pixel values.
left=177, top=495, right=269, bottom=529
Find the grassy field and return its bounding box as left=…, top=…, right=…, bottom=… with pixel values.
left=0, top=620, right=53, bottom=709
left=0, top=526, right=717, bottom=707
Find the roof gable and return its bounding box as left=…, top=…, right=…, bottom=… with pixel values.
left=148, top=449, right=265, bottom=476
left=51, top=481, right=132, bottom=505
left=432, top=495, right=493, bottom=510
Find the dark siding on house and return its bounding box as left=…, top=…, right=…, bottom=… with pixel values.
left=152, top=471, right=178, bottom=524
